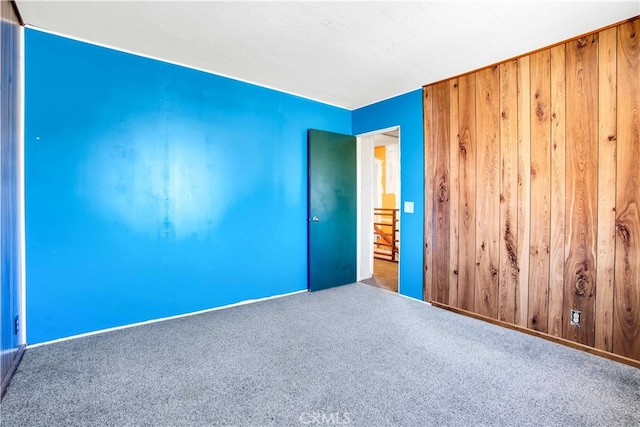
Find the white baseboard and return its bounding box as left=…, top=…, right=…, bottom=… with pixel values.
left=27, top=289, right=308, bottom=349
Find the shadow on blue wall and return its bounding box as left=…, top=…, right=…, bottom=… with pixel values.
left=26, top=30, right=351, bottom=344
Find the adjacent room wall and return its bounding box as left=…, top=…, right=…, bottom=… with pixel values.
left=25, top=30, right=351, bottom=344
left=1, top=0, right=25, bottom=394
left=423, top=17, right=640, bottom=361
left=353, top=90, right=425, bottom=300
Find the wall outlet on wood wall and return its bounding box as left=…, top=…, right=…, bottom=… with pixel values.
left=570, top=310, right=581, bottom=327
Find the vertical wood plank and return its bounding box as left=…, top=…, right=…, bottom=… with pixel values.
left=475, top=66, right=501, bottom=319
left=449, top=79, right=460, bottom=306
left=614, top=19, right=640, bottom=359
left=433, top=82, right=450, bottom=303
left=564, top=34, right=599, bottom=346
left=499, top=60, right=519, bottom=323
left=458, top=73, right=477, bottom=311
left=423, top=87, right=434, bottom=302
left=528, top=49, right=551, bottom=332
left=548, top=44, right=566, bottom=337
left=516, top=56, right=531, bottom=328
left=421, top=17, right=640, bottom=363
left=595, top=26, right=618, bottom=352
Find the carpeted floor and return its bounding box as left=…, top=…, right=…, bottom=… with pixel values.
left=1, top=283, right=639, bottom=426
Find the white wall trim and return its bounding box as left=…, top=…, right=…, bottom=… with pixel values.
left=19, top=24, right=27, bottom=346
left=397, top=290, right=430, bottom=305
left=356, top=126, right=400, bottom=138
left=355, top=126, right=401, bottom=291
left=27, top=289, right=308, bottom=349
left=356, top=134, right=374, bottom=281
left=24, top=25, right=350, bottom=111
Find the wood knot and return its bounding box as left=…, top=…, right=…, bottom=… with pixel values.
left=575, top=274, right=588, bottom=295
left=438, top=183, right=448, bottom=203
left=536, top=105, right=544, bottom=120
left=501, top=111, right=507, bottom=119
left=504, top=221, right=518, bottom=269
left=608, top=134, right=617, bottom=141
left=577, top=37, right=589, bottom=48
left=453, top=83, right=459, bottom=88
left=459, top=143, right=467, bottom=157
left=616, top=223, right=630, bottom=245
left=490, top=266, right=498, bottom=277
left=481, top=242, right=486, bottom=250
left=535, top=90, right=540, bottom=99
left=453, top=269, right=458, bottom=275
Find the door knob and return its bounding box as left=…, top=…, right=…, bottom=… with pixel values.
left=311, top=216, right=320, bottom=222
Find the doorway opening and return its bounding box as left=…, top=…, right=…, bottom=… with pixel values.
left=356, top=127, right=400, bottom=293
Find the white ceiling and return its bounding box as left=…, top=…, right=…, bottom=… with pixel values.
left=15, top=1, right=640, bottom=110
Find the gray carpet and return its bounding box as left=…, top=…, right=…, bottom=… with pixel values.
left=1, top=283, right=639, bottom=426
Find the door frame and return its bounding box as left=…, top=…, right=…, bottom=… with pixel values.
left=356, top=126, right=401, bottom=293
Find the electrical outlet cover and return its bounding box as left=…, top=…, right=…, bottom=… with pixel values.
left=570, top=309, right=581, bottom=326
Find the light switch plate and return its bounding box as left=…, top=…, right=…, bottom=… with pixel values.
left=404, top=201, right=414, bottom=214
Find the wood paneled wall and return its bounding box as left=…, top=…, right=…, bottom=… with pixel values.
left=423, top=17, right=640, bottom=362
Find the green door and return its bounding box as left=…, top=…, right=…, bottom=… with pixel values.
left=308, top=129, right=357, bottom=291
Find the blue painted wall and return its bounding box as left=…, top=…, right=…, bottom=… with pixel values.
left=352, top=90, right=425, bottom=300
left=25, top=30, right=351, bottom=344
left=1, top=9, right=23, bottom=386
